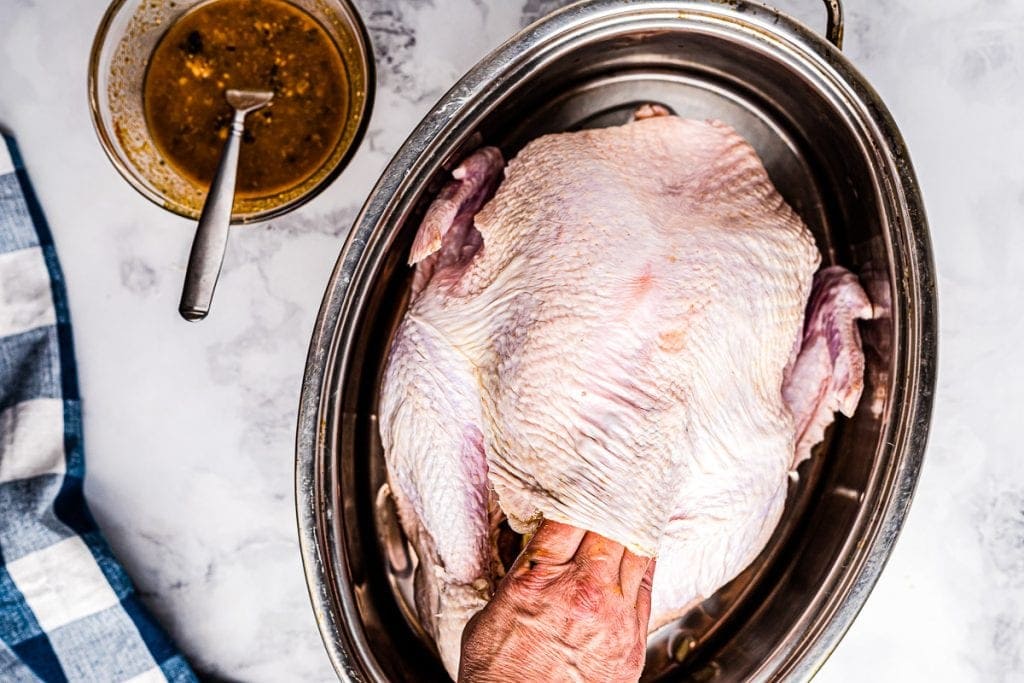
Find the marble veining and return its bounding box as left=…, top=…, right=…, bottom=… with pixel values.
left=0, top=0, right=1022, bottom=680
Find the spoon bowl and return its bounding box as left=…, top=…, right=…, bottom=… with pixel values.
left=225, top=88, right=274, bottom=113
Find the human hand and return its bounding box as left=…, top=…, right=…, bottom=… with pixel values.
left=459, top=521, right=655, bottom=682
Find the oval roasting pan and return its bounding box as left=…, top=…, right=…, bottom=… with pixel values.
left=296, top=1, right=937, bottom=680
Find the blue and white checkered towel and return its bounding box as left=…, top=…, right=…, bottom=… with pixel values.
left=0, top=135, right=196, bottom=682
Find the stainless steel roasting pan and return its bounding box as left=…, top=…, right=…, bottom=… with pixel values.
left=296, top=1, right=937, bottom=680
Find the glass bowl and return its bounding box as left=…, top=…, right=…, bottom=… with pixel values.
left=88, top=0, right=374, bottom=223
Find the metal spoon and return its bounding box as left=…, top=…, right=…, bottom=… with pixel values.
left=179, top=89, right=273, bottom=322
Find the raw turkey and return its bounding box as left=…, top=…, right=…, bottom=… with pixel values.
left=378, top=111, right=873, bottom=678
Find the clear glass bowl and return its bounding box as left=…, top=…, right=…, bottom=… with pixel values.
left=88, top=0, right=374, bottom=223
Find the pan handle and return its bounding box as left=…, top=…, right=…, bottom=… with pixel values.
left=820, top=0, right=844, bottom=49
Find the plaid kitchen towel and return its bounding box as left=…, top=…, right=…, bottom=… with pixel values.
left=0, top=135, right=196, bottom=682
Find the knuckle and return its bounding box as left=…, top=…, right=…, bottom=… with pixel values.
left=574, top=551, right=613, bottom=574
left=566, top=574, right=608, bottom=619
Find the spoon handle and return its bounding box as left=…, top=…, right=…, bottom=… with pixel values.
left=179, top=109, right=247, bottom=321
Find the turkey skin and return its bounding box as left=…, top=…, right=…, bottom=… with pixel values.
left=378, top=113, right=872, bottom=678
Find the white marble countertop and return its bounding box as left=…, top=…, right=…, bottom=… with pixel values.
left=1, top=0, right=1021, bottom=680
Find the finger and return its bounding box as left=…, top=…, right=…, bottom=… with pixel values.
left=575, top=531, right=627, bottom=584
left=635, top=559, right=656, bottom=630
left=515, top=520, right=586, bottom=569
left=620, top=550, right=653, bottom=599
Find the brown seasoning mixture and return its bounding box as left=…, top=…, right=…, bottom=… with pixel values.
left=143, top=0, right=349, bottom=198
